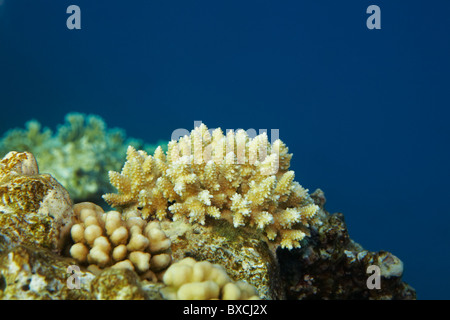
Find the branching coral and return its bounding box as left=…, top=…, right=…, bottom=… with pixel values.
left=0, top=113, right=166, bottom=203
left=161, top=257, right=260, bottom=300
left=69, top=202, right=172, bottom=281
left=0, top=120, right=52, bottom=154
left=103, top=123, right=319, bottom=249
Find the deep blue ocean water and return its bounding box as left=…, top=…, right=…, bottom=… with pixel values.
left=0, top=0, right=449, bottom=299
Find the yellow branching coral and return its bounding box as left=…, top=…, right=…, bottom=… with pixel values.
left=103, top=124, right=319, bottom=249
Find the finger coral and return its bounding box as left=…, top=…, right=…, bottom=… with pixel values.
left=69, top=202, right=172, bottom=281
left=103, top=123, right=320, bottom=249
left=0, top=113, right=167, bottom=203
left=161, top=257, right=260, bottom=300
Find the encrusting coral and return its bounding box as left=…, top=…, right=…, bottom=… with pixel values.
left=103, top=123, right=319, bottom=249
left=0, top=113, right=166, bottom=203
left=161, top=257, right=260, bottom=300
left=69, top=202, right=172, bottom=281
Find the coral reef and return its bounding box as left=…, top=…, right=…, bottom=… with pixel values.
left=0, top=113, right=166, bottom=203
left=103, top=123, right=320, bottom=250
left=0, top=151, right=73, bottom=252
left=0, top=128, right=417, bottom=300
left=161, top=257, right=260, bottom=300
left=69, top=202, right=172, bottom=280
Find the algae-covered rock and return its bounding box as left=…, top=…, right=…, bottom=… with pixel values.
left=277, top=189, right=416, bottom=300
left=0, top=151, right=74, bottom=252
left=160, top=219, right=284, bottom=300
left=0, top=245, right=93, bottom=300
left=0, top=244, right=161, bottom=300
left=90, top=268, right=148, bottom=300
left=141, top=281, right=165, bottom=300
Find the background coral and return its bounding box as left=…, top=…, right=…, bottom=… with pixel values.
left=103, top=123, right=319, bottom=249
left=69, top=202, right=172, bottom=281
left=0, top=113, right=167, bottom=204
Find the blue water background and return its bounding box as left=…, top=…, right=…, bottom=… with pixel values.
left=0, top=0, right=449, bottom=299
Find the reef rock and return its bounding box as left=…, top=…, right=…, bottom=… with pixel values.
left=0, top=151, right=74, bottom=252
left=277, top=189, right=416, bottom=300
left=0, top=243, right=163, bottom=300
left=0, top=245, right=93, bottom=300
left=159, top=218, right=283, bottom=300
left=90, top=268, right=148, bottom=300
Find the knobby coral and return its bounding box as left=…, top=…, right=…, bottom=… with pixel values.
left=69, top=202, right=172, bottom=281
left=161, top=257, right=260, bottom=300
left=103, top=123, right=319, bottom=249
